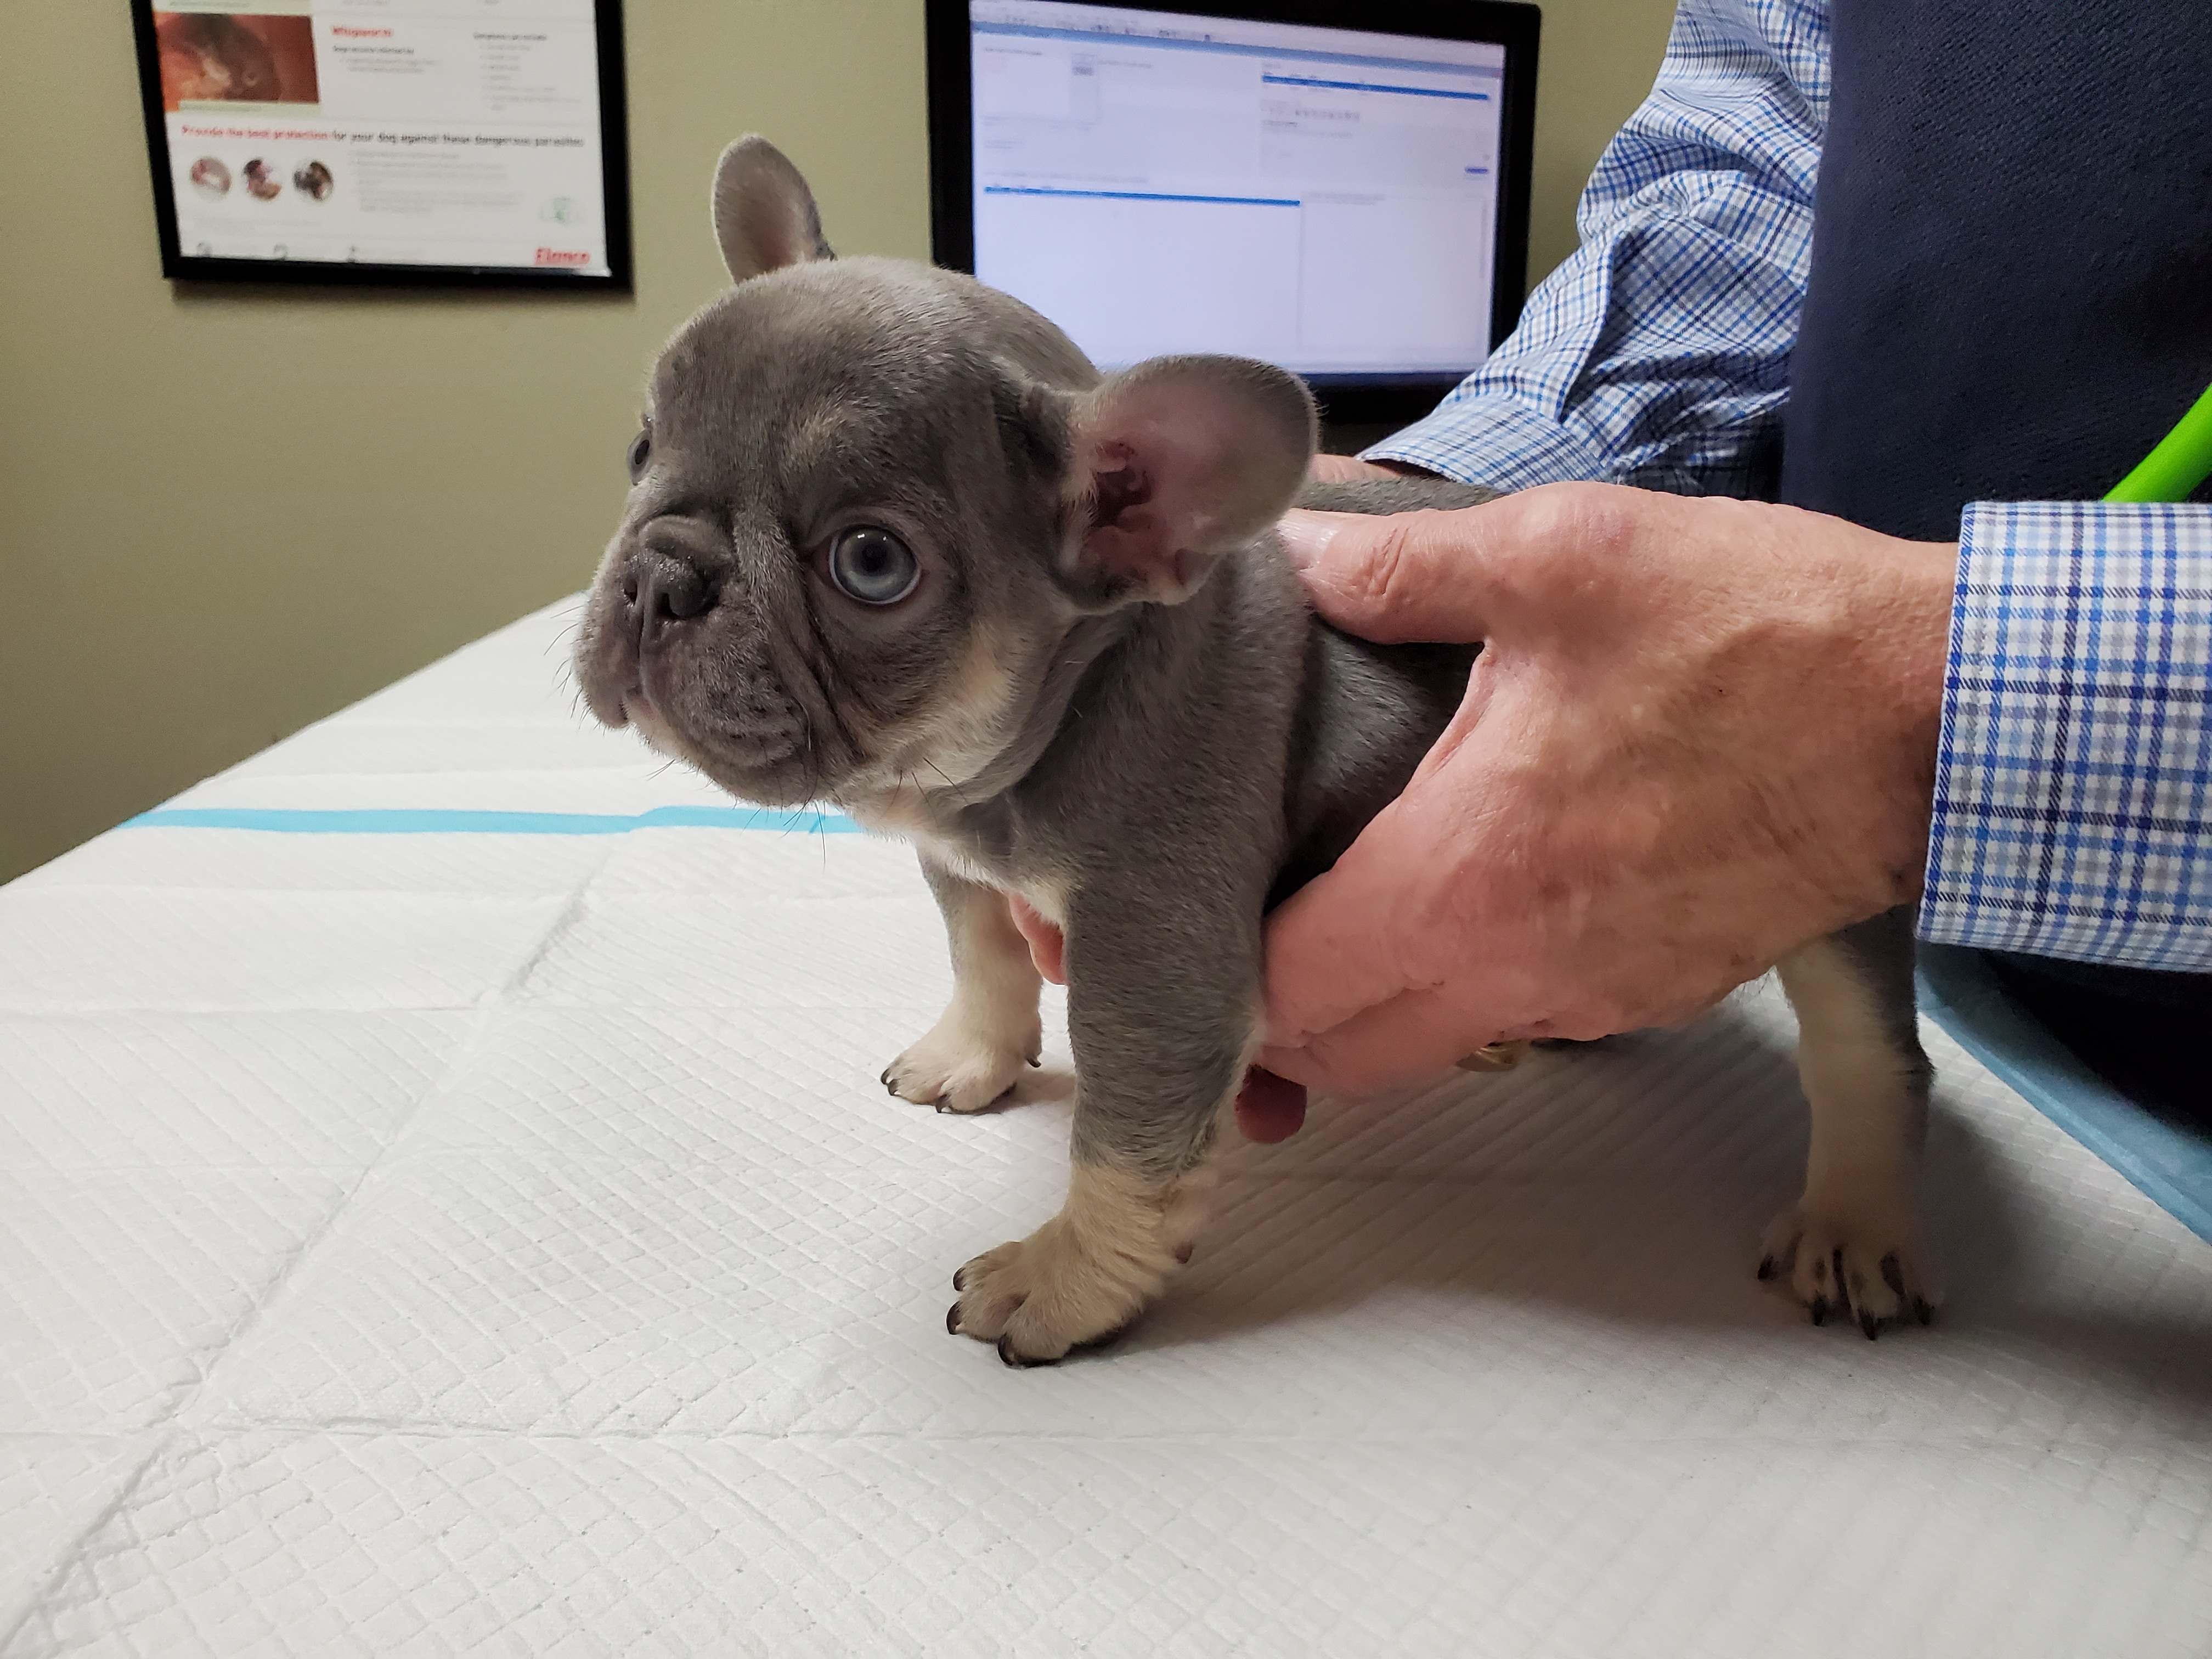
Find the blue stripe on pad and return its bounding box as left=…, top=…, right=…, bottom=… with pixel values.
left=123, top=806, right=864, bottom=836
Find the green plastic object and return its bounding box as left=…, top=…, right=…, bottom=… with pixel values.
left=2106, top=380, right=2212, bottom=503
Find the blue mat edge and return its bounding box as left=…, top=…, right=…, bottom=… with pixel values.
left=1917, top=943, right=2212, bottom=1244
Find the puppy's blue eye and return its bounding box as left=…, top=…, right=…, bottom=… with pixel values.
left=827, top=526, right=920, bottom=606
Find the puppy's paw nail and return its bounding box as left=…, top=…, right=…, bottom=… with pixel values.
left=1756, top=1255, right=1777, bottom=1282
left=953, top=1266, right=969, bottom=1292
left=879, top=1068, right=892, bottom=1087
left=1762, top=1203, right=1926, bottom=1333
left=933, top=1100, right=953, bottom=1115
left=1026, top=1055, right=1041, bottom=1068
left=997, top=1333, right=1054, bottom=1370
left=1914, top=1296, right=1935, bottom=1326
left=945, top=1302, right=962, bottom=1335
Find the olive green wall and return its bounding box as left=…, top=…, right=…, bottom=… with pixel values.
left=0, top=0, right=1675, bottom=882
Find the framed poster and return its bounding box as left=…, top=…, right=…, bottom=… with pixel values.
left=129, top=0, right=632, bottom=289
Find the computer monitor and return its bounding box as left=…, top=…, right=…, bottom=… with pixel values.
left=927, top=0, right=1538, bottom=425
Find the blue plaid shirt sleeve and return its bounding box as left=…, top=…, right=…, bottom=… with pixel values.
left=1923, top=502, right=2212, bottom=972
left=1367, top=0, right=1831, bottom=496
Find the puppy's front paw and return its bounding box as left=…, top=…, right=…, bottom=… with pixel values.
left=946, top=1165, right=1215, bottom=1365
left=1759, top=1193, right=1936, bottom=1338
left=882, top=1008, right=1041, bottom=1115
left=946, top=1216, right=1172, bottom=1366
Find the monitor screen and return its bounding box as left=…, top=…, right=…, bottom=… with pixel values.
left=962, top=0, right=1513, bottom=381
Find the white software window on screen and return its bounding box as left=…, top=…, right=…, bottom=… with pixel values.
left=968, top=0, right=1505, bottom=377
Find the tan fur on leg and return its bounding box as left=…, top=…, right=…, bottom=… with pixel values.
left=950, top=1161, right=1206, bottom=1364
left=884, top=879, right=1043, bottom=1115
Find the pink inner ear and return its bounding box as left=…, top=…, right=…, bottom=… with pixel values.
left=1093, top=445, right=1149, bottom=524
left=1083, top=445, right=1192, bottom=594
left=738, top=195, right=808, bottom=273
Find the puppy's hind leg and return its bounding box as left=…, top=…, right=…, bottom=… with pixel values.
left=1763, top=906, right=1938, bottom=1336
left=883, top=857, right=1043, bottom=1115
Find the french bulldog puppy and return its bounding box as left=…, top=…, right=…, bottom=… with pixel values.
left=574, top=137, right=1936, bottom=1364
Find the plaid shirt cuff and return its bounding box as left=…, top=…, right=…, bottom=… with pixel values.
left=1921, top=501, right=2212, bottom=971
left=1363, top=396, right=1614, bottom=491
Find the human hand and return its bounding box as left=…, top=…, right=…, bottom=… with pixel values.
left=1258, top=482, right=1957, bottom=1096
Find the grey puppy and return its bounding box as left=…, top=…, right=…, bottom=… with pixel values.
left=574, top=137, right=1936, bottom=1364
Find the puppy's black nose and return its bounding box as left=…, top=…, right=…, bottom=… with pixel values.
left=626, top=553, right=711, bottom=653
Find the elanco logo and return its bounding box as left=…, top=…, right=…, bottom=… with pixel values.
left=534, top=247, right=590, bottom=267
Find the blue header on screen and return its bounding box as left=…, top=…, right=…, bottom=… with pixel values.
left=973, top=19, right=1503, bottom=79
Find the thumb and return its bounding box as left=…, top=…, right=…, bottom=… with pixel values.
left=1277, top=505, right=1505, bottom=644
left=1263, top=787, right=1448, bottom=1043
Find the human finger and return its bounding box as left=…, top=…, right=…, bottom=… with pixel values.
left=1261, top=832, right=1436, bottom=1046
left=1233, top=1065, right=1307, bottom=1142
left=1277, top=505, right=1510, bottom=644
left=1265, top=985, right=1504, bottom=1098
left=1261, top=753, right=1517, bottom=1042
left=1006, top=895, right=1065, bottom=985
left=1305, top=453, right=1401, bottom=484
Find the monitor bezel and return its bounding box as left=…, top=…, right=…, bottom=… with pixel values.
left=926, top=0, right=1540, bottom=429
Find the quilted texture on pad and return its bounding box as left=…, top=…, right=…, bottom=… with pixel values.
left=0, top=891, right=574, bottom=1013
left=12, top=1432, right=2210, bottom=1659
left=1, top=597, right=2207, bottom=1657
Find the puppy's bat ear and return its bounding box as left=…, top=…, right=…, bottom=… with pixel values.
left=1057, top=355, right=1317, bottom=608
left=711, top=134, right=834, bottom=284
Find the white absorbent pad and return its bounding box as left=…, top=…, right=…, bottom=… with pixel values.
left=2, top=600, right=2208, bottom=1658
